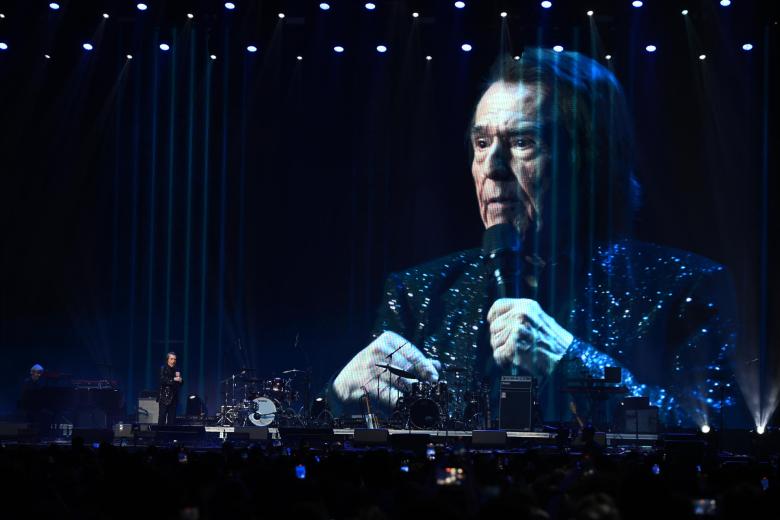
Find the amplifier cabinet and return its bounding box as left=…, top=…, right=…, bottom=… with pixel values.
left=499, top=376, right=533, bottom=431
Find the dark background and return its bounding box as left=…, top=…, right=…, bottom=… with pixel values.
left=0, top=0, right=777, bottom=421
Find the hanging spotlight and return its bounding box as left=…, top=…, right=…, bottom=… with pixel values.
left=757, top=425, right=766, bottom=435
left=159, top=43, right=170, bottom=51
left=376, top=45, right=387, bottom=53
left=605, top=54, right=612, bottom=60
left=500, top=12, right=507, bottom=18
left=0, top=13, right=5, bottom=18
left=553, top=45, right=564, bottom=52
left=210, top=54, right=217, bottom=60
left=224, top=2, right=236, bottom=10
left=102, top=13, right=109, bottom=19
left=632, top=1, right=643, bottom=7
left=187, top=13, right=194, bottom=19
left=513, top=55, right=520, bottom=60
left=701, top=424, right=711, bottom=434
left=587, top=10, right=594, bottom=16
left=720, top=0, right=731, bottom=6
left=0, top=42, right=8, bottom=51
left=44, top=54, right=51, bottom=59
left=49, top=2, right=60, bottom=10
left=742, top=43, right=753, bottom=51
left=278, top=12, right=285, bottom=18
left=137, top=3, right=148, bottom=11
left=82, top=42, right=94, bottom=51
left=365, top=2, right=376, bottom=10
left=246, top=45, right=258, bottom=53
left=412, top=12, right=419, bottom=18
left=645, top=44, right=657, bottom=53
left=126, top=54, right=133, bottom=59
left=296, top=55, right=303, bottom=61
left=541, top=1, right=552, bottom=9
left=454, top=1, right=466, bottom=8
left=319, top=3, right=330, bottom=10
left=333, top=45, right=344, bottom=53
left=425, top=55, right=432, bottom=61
left=682, top=9, right=689, bottom=15
left=698, top=54, right=706, bottom=60
left=461, top=43, right=472, bottom=52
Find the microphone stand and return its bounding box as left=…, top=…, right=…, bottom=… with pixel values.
left=384, top=342, right=409, bottom=413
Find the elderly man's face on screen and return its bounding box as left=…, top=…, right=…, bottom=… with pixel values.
left=470, top=81, right=551, bottom=235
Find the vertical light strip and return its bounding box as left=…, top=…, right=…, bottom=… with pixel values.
left=163, top=30, right=177, bottom=358
left=127, top=56, right=142, bottom=407
left=182, top=29, right=196, bottom=402
left=144, top=37, right=160, bottom=389
left=198, top=50, right=213, bottom=399
left=216, top=29, right=230, bottom=391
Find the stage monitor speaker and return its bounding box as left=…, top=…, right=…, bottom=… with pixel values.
left=138, top=397, right=159, bottom=424
left=113, top=422, right=134, bottom=439
left=390, top=433, right=430, bottom=452
left=72, top=428, right=114, bottom=445
left=499, top=376, right=533, bottom=431
left=625, top=408, right=659, bottom=434
left=472, top=430, right=508, bottom=448
left=354, top=428, right=390, bottom=445
left=229, top=426, right=269, bottom=442
left=153, top=425, right=204, bottom=445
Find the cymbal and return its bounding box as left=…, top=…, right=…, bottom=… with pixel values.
left=282, top=368, right=306, bottom=374
left=440, top=364, right=467, bottom=373
left=375, top=363, right=417, bottom=380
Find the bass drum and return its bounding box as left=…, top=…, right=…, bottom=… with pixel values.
left=409, top=398, right=441, bottom=430
left=248, top=396, right=278, bottom=427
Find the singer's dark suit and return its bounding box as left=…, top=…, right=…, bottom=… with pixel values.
left=157, top=365, right=182, bottom=425
left=367, top=239, right=744, bottom=428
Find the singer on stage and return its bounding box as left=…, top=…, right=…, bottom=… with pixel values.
left=331, top=48, right=742, bottom=429
left=158, top=352, right=183, bottom=426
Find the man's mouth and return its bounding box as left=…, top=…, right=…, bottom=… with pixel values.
left=486, top=195, right=520, bottom=205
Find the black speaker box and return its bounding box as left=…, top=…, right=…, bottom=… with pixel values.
left=499, top=376, right=533, bottom=430
left=472, top=430, right=508, bottom=448
left=353, top=428, right=390, bottom=445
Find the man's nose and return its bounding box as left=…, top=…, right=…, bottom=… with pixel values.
left=485, top=140, right=513, bottom=180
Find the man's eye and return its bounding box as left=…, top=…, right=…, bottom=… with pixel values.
left=475, top=138, right=490, bottom=149
left=513, top=137, right=535, bottom=149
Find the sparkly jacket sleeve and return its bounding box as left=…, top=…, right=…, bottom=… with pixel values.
left=562, top=266, right=738, bottom=428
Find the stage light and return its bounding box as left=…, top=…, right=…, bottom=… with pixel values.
left=454, top=1, right=466, bottom=9
left=513, top=55, right=520, bottom=60
left=553, top=45, right=564, bottom=52
left=102, top=13, right=109, bottom=19
left=246, top=45, right=257, bottom=53
left=126, top=54, right=133, bottom=59
left=82, top=43, right=93, bottom=51
left=210, top=54, right=217, bottom=60
left=701, top=424, right=710, bottom=434
left=333, top=45, right=344, bottom=53
left=187, top=13, right=194, bottom=19
left=632, top=1, right=643, bottom=7
left=296, top=55, right=303, bottom=61
left=461, top=43, right=472, bottom=52
left=49, top=2, right=60, bottom=10
left=720, top=0, right=731, bottom=6
left=159, top=43, right=170, bottom=51
left=699, top=54, right=706, bottom=60
left=645, top=44, right=657, bottom=53
left=365, top=2, right=376, bottom=10
left=278, top=12, right=285, bottom=19
left=757, top=425, right=766, bottom=435
left=412, top=12, right=419, bottom=18
left=376, top=45, right=387, bottom=53
left=0, top=13, right=5, bottom=18
left=587, top=10, right=594, bottom=16
left=605, top=54, right=612, bottom=60
left=541, top=1, right=552, bottom=8
left=224, top=2, right=235, bottom=10
left=425, top=55, right=432, bottom=61
left=137, top=3, right=148, bottom=11
left=682, top=9, right=689, bottom=15
left=500, top=12, right=507, bottom=18
left=742, top=43, right=753, bottom=51
left=0, top=42, right=8, bottom=51
left=45, top=54, right=51, bottom=59
left=319, top=2, right=330, bottom=10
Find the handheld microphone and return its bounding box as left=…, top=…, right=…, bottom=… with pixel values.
left=482, top=223, right=524, bottom=299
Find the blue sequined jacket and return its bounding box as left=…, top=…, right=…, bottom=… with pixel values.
left=370, top=239, right=741, bottom=428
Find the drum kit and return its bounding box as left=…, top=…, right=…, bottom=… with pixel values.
left=379, top=363, right=491, bottom=430
left=216, top=368, right=309, bottom=428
